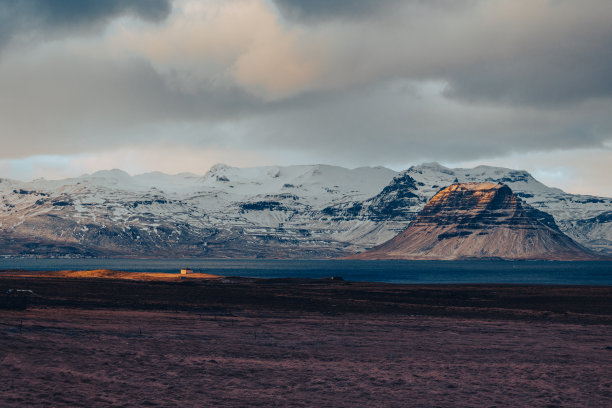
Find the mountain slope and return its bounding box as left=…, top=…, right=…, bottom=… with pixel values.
left=328, top=162, right=612, bottom=254
left=349, top=183, right=599, bottom=260
left=0, top=163, right=610, bottom=258
left=0, top=165, right=398, bottom=257
left=399, top=163, right=612, bottom=252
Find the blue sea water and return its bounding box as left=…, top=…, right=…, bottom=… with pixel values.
left=0, top=259, right=611, bottom=285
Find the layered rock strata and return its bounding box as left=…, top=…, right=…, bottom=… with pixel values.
left=349, top=183, right=599, bottom=260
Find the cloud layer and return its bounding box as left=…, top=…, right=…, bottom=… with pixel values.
left=0, top=0, right=171, bottom=48
left=0, top=0, right=610, bottom=195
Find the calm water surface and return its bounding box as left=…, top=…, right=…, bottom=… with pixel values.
left=1, top=259, right=611, bottom=285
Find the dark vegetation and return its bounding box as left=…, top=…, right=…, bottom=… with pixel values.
left=1, top=274, right=612, bottom=324
left=0, top=289, right=30, bottom=310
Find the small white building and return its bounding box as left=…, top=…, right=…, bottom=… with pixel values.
left=180, top=268, right=194, bottom=275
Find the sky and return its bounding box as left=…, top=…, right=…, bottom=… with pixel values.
left=0, top=0, right=611, bottom=196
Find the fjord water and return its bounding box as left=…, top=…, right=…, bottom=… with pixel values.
left=1, top=259, right=611, bottom=285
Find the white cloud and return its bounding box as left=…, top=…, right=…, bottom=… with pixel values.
left=111, top=0, right=322, bottom=99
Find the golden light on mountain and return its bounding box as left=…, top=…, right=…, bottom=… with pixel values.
left=349, top=183, right=600, bottom=260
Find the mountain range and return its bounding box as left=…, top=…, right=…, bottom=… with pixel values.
left=0, top=162, right=610, bottom=258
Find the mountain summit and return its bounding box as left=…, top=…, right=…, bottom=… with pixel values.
left=349, top=182, right=599, bottom=260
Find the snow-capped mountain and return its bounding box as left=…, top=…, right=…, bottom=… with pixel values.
left=349, top=182, right=599, bottom=260
left=0, top=162, right=610, bottom=258
left=383, top=163, right=612, bottom=254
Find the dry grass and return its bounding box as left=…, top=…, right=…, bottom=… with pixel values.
left=0, top=269, right=221, bottom=282
left=1, top=308, right=611, bottom=407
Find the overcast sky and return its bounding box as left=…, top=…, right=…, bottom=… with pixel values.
left=0, top=0, right=611, bottom=195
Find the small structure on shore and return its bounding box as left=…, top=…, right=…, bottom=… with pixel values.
left=180, top=268, right=194, bottom=275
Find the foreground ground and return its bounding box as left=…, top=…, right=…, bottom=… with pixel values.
left=1, top=271, right=612, bottom=407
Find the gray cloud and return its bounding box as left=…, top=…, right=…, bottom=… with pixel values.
left=0, top=0, right=171, bottom=47
left=0, top=51, right=261, bottom=158
left=272, top=0, right=397, bottom=21
left=271, top=0, right=469, bottom=21
left=1, top=38, right=610, bottom=167
left=0, top=0, right=610, bottom=185
left=303, top=0, right=612, bottom=107
left=243, top=80, right=612, bottom=168
left=439, top=25, right=612, bottom=106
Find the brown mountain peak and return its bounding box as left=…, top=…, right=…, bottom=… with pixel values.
left=348, top=183, right=600, bottom=260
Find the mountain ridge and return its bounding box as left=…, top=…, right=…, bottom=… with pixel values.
left=0, top=163, right=610, bottom=258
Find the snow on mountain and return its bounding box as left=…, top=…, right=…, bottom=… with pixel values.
left=0, top=164, right=398, bottom=257
left=0, top=162, right=610, bottom=258
left=198, top=163, right=397, bottom=206
left=302, top=162, right=612, bottom=255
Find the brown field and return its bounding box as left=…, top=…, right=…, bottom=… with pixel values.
left=1, top=271, right=612, bottom=407
left=0, top=269, right=221, bottom=281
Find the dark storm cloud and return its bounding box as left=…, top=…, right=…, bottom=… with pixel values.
left=272, top=0, right=401, bottom=21
left=305, top=0, right=612, bottom=107
left=272, top=0, right=473, bottom=21
left=440, top=28, right=612, bottom=106
left=0, top=0, right=171, bottom=46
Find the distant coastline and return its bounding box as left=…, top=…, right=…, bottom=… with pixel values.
left=1, top=259, right=611, bottom=286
